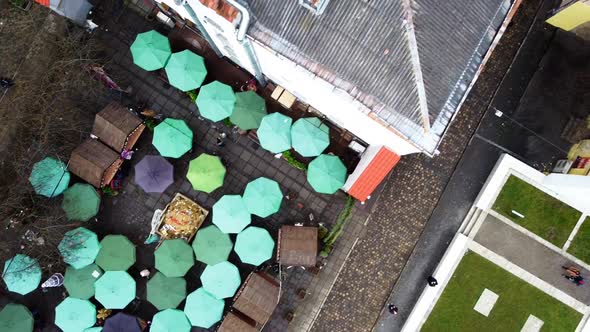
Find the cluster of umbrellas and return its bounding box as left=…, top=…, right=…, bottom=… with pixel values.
left=28, top=157, right=102, bottom=220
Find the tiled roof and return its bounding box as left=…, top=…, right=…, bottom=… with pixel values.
left=347, top=147, right=400, bottom=202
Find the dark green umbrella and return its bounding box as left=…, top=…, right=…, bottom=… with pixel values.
left=28, top=157, right=70, bottom=197
left=212, top=195, right=251, bottom=234
left=186, top=154, right=226, bottom=193
left=54, top=297, right=96, bottom=332
left=2, top=254, right=41, bottom=295
left=243, top=177, right=283, bottom=218
left=196, top=81, right=236, bottom=122
left=151, top=309, right=191, bottom=332
left=257, top=113, right=292, bottom=153
left=230, top=91, right=267, bottom=130
left=307, top=154, right=347, bottom=194
left=61, top=184, right=100, bottom=221
left=130, top=30, right=171, bottom=71
left=291, top=117, right=330, bottom=157
left=0, top=304, right=33, bottom=332
left=152, top=118, right=193, bottom=158
left=95, top=235, right=136, bottom=271
left=58, top=227, right=101, bottom=269
left=184, top=288, right=224, bottom=328
left=64, top=264, right=103, bottom=300
left=192, top=225, right=233, bottom=266
left=234, top=226, right=275, bottom=266
left=155, top=239, right=194, bottom=278
left=94, top=271, right=136, bottom=309
left=165, top=50, right=207, bottom=92
left=200, top=261, right=241, bottom=300
left=147, top=272, right=186, bottom=310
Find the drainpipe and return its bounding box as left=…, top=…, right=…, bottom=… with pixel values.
left=179, top=1, right=223, bottom=58
left=224, top=0, right=267, bottom=85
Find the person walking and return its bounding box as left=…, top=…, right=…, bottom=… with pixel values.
left=388, top=304, right=398, bottom=315
left=427, top=276, right=438, bottom=287
left=0, top=77, right=15, bottom=89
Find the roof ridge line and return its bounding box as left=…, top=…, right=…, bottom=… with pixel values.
left=401, top=0, right=430, bottom=133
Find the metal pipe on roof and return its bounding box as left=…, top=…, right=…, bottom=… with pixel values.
left=225, top=0, right=249, bottom=41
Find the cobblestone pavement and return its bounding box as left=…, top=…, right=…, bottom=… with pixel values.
left=309, top=1, right=548, bottom=331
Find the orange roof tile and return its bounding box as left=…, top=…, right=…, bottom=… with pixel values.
left=348, top=147, right=400, bottom=202
left=35, top=0, right=50, bottom=6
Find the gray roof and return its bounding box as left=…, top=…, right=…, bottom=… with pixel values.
left=244, top=0, right=511, bottom=154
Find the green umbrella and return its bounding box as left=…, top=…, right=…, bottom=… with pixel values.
left=2, top=254, right=41, bottom=295
left=130, top=30, right=171, bottom=71
left=307, top=154, right=347, bottom=194
left=184, top=288, right=224, bottom=328
left=151, top=309, right=191, bottom=332
left=155, top=239, right=194, bottom=278
left=234, top=226, right=275, bottom=266
left=200, top=261, right=241, bottom=300
left=165, top=50, right=207, bottom=92
left=230, top=91, right=267, bottom=130
left=94, top=271, right=136, bottom=309
left=257, top=113, right=292, bottom=153
left=243, top=177, right=283, bottom=218
left=55, top=297, right=96, bottom=332
left=61, top=184, right=101, bottom=222
left=64, top=264, right=102, bottom=300
left=192, top=225, right=233, bottom=265
left=58, top=227, right=101, bottom=269
left=196, top=81, right=236, bottom=122
left=152, top=118, right=193, bottom=158
left=147, top=272, right=186, bottom=310
left=28, top=157, right=70, bottom=197
left=291, top=117, right=330, bottom=157
left=95, top=235, right=136, bottom=271
left=0, top=304, right=33, bottom=332
left=212, top=195, right=251, bottom=234
left=186, top=154, right=226, bottom=193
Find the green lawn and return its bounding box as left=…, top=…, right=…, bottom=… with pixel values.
left=492, top=175, right=581, bottom=247
left=422, top=251, right=582, bottom=332
left=568, top=217, right=590, bottom=264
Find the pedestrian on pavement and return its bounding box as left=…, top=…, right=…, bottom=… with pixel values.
left=1, top=77, right=14, bottom=89
left=427, top=276, right=438, bottom=287
left=388, top=304, right=398, bottom=315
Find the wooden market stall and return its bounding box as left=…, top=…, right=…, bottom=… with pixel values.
left=218, top=312, right=257, bottom=332
left=68, top=138, right=122, bottom=188
left=91, top=102, right=145, bottom=152
left=232, top=272, right=280, bottom=328
left=276, top=225, right=318, bottom=267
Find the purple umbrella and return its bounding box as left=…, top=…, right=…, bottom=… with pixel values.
left=134, top=155, right=174, bottom=193
left=103, top=312, right=141, bottom=332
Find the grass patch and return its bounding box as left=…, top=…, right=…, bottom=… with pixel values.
left=568, top=217, right=590, bottom=264
left=422, top=251, right=582, bottom=332
left=492, top=175, right=581, bottom=246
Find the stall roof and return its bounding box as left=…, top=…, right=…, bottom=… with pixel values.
left=92, top=102, right=145, bottom=152
left=277, top=226, right=318, bottom=267
left=232, top=272, right=279, bottom=326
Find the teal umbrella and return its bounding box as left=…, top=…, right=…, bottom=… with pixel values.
left=234, top=226, right=275, bottom=266
left=0, top=303, right=33, bottom=332
left=151, top=309, right=191, bottom=332
left=307, top=154, right=347, bottom=194
left=243, top=177, right=283, bottom=218
left=257, top=113, right=292, bottom=153
left=94, top=271, right=136, bottom=309
left=192, top=225, right=233, bottom=265
left=2, top=254, right=41, bottom=295
left=147, top=272, right=186, bottom=310
left=230, top=91, right=267, bottom=130
left=95, top=235, right=136, bottom=271
left=155, top=239, right=194, bottom=278
left=200, top=261, right=241, bottom=300
left=212, top=195, right=251, bottom=234
left=84, top=327, right=102, bottom=332
left=184, top=288, right=224, bottom=328
left=54, top=297, right=96, bottom=332
left=291, top=117, right=330, bottom=157
left=64, top=264, right=102, bottom=300
left=186, top=154, right=226, bottom=193
left=130, top=30, right=171, bottom=71
left=152, top=118, right=193, bottom=158
left=196, top=81, right=236, bottom=122
left=58, top=227, right=101, bottom=269
left=165, top=50, right=207, bottom=92
left=61, top=184, right=101, bottom=221
left=28, top=157, right=70, bottom=197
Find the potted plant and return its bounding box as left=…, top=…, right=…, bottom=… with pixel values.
left=10, top=0, right=32, bottom=11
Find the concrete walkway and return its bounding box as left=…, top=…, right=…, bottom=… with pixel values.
left=475, top=215, right=590, bottom=305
